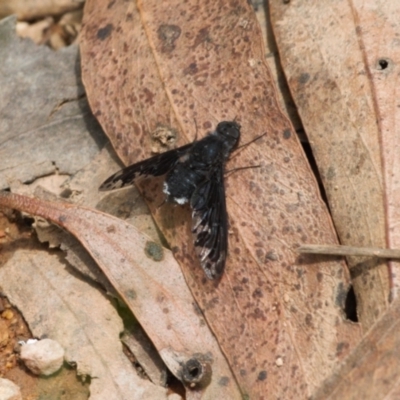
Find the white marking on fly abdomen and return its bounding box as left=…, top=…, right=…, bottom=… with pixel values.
left=174, top=197, right=188, bottom=205
left=163, top=182, right=170, bottom=195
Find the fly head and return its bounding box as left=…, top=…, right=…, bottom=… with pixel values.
left=215, top=121, right=241, bottom=156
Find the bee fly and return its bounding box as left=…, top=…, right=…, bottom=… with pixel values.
left=100, top=121, right=241, bottom=279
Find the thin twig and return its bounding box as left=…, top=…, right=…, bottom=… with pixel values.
left=296, top=244, right=400, bottom=259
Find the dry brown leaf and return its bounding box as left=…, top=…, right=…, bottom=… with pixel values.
left=122, top=328, right=167, bottom=387
left=0, top=248, right=167, bottom=400
left=352, top=1, right=400, bottom=297
left=80, top=0, right=361, bottom=397
left=0, top=16, right=107, bottom=190
left=0, top=0, right=84, bottom=20
left=253, top=1, right=302, bottom=132
left=312, top=297, right=400, bottom=399
left=61, top=143, right=161, bottom=242
left=0, top=191, right=242, bottom=399
left=270, top=0, right=396, bottom=329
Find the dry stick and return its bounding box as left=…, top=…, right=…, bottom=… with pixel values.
left=297, top=244, right=400, bottom=259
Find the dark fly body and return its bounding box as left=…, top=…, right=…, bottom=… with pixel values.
left=99, top=121, right=241, bottom=279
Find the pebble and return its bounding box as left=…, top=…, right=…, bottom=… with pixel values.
left=20, top=338, right=64, bottom=376
left=1, top=310, right=14, bottom=320
left=0, top=378, right=22, bottom=400
left=275, top=356, right=284, bottom=367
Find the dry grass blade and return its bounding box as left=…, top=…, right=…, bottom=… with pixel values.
left=298, top=244, right=400, bottom=259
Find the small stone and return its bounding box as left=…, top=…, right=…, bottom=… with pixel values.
left=20, top=338, right=64, bottom=376
left=2, top=310, right=14, bottom=320
left=283, top=293, right=290, bottom=303
left=0, top=378, right=22, bottom=400
left=275, top=357, right=284, bottom=367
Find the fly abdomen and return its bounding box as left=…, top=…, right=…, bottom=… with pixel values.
left=164, top=165, right=206, bottom=205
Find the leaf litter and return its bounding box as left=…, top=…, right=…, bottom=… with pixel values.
left=0, top=248, right=167, bottom=400
left=4, top=0, right=395, bottom=397
left=0, top=191, right=242, bottom=399
left=270, top=0, right=400, bottom=390
left=80, top=0, right=362, bottom=398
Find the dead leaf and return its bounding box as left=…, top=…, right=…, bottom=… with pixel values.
left=312, top=297, right=400, bottom=399
left=270, top=0, right=393, bottom=329
left=353, top=2, right=400, bottom=297
left=0, top=248, right=167, bottom=400
left=80, top=0, right=362, bottom=397
left=122, top=327, right=167, bottom=387
left=0, top=0, right=84, bottom=20
left=0, top=16, right=107, bottom=190
left=253, top=0, right=302, bottom=132
left=0, top=191, right=242, bottom=399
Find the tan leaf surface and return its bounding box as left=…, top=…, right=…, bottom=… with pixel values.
left=270, top=0, right=391, bottom=329
left=80, top=0, right=361, bottom=397
left=352, top=1, right=400, bottom=298
left=312, top=298, right=400, bottom=399
left=0, top=248, right=167, bottom=400
left=0, top=191, right=241, bottom=399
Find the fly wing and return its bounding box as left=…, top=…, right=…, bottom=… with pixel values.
left=99, top=143, right=193, bottom=191
left=190, top=166, right=228, bottom=279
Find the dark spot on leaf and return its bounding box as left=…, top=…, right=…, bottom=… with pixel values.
left=126, top=289, right=136, bottom=300
left=336, top=341, right=349, bottom=356
left=240, top=369, right=247, bottom=376
left=58, top=215, right=66, bottom=223
left=106, top=225, right=116, bottom=233
left=218, top=376, right=229, bottom=386
left=184, top=62, right=198, bottom=75
left=97, top=24, right=113, bottom=40
left=193, top=27, right=211, bottom=48
left=144, top=241, right=164, bottom=261
left=335, top=282, right=346, bottom=308
left=283, top=129, right=291, bottom=139
left=158, top=24, right=181, bottom=53
left=298, top=72, right=310, bottom=84
left=257, top=370, right=267, bottom=381
left=326, top=166, right=336, bottom=180
left=265, top=251, right=278, bottom=261
left=203, top=121, right=212, bottom=129
left=296, top=268, right=304, bottom=278
left=256, top=248, right=263, bottom=259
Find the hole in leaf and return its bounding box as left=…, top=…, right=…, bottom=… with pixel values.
left=378, top=59, right=389, bottom=70
left=344, top=285, right=358, bottom=322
